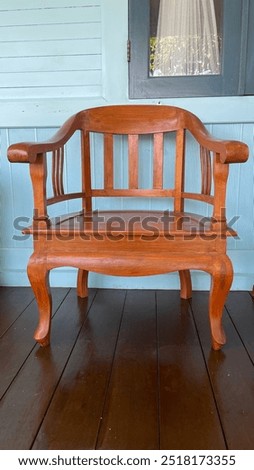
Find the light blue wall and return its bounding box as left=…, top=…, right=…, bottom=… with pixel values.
left=1, top=0, right=254, bottom=290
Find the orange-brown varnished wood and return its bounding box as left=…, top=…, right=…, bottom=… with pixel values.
left=8, top=106, right=249, bottom=164
left=208, top=255, right=233, bottom=349
left=82, top=130, right=92, bottom=212
left=52, top=147, right=64, bottom=197
left=128, top=134, right=139, bottom=189
left=200, top=146, right=212, bottom=196
left=29, top=154, right=48, bottom=222
left=174, top=128, right=185, bottom=212
left=91, top=188, right=175, bottom=197
left=179, top=270, right=192, bottom=299
left=27, top=255, right=52, bottom=347
left=212, top=155, right=229, bottom=226
left=104, top=134, right=114, bottom=189
left=26, top=210, right=232, bottom=237
left=153, top=132, right=164, bottom=189
left=77, top=269, right=88, bottom=298
left=7, top=105, right=249, bottom=350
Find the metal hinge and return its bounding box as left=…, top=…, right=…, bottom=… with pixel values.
left=127, top=39, right=131, bottom=62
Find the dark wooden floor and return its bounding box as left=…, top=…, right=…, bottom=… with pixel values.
left=0, top=286, right=254, bottom=450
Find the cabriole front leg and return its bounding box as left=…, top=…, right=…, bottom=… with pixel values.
left=27, top=255, right=52, bottom=347
left=208, top=256, right=233, bottom=351
left=77, top=269, right=89, bottom=298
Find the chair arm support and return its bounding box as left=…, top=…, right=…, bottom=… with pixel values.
left=7, top=113, right=80, bottom=163
left=187, top=114, right=249, bottom=164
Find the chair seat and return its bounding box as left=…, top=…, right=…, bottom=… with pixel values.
left=24, top=210, right=236, bottom=238
left=8, top=104, right=248, bottom=349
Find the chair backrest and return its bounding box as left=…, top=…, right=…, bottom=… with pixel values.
left=46, top=105, right=214, bottom=216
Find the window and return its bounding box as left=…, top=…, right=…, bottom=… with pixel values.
left=129, top=0, right=253, bottom=98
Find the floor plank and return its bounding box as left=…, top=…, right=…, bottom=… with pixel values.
left=190, top=291, right=254, bottom=450
left=0, top=288, right=69, bottom=399
left=33, top=289, right=126, bottom=450
left=0, top=287, right=34, bottom=336
left=226, top=291, right=254, bottom=363
left=0, top=287, right=254, bottom=450
left=157, top=291, right=226, bottom=450
left=96, top=290, right=159, bottom=450
left=0, top=289, right=96, bottom=450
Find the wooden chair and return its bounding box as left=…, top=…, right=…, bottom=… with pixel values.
left=8, top=105, right=248, bottom=350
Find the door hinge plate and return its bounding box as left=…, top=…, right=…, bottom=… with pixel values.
left=127, top=40, right=131, bottom=62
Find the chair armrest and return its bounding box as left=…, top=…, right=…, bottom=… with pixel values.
left=197, top=133, right=248, bottom=164
left=7, top=113, right=80, bottom=163
left=220, top=140, right=249, bottom=164
left=188, top=113, right=249, bottom=164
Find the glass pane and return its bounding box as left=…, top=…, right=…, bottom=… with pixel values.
left=150, top=0, right=223, bottom=77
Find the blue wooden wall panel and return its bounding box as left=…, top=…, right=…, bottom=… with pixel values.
left=0, top=0, right=102, bottom=99
left=1, top=123, right=253, bottom=289
left=0, top=0, right=254, bottom=290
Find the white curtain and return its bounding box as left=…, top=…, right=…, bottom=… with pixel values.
left=153, top=0, right=220, bottom=76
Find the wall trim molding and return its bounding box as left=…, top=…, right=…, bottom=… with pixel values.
left=1, top=96, right=254, bottom=128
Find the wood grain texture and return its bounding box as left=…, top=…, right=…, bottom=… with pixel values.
left=7, top=105, right=249, bottom=349
left=0, top=287, right=34, bottom=337
left=226, top=291, right=254, bottom=363
left=33, top=289, right=126, bottom=450
left=128, top=134, right=139, bottom=189
left=190, top=291, right=254, bottom=450
left=52, top=147, right=64, bottom=197
left=174, top=128, right=185, bottom=212
left=0, top=288, right=68, bottom=399
left=77, top=269, right=89, bottom=298
left=0, top=288, right=96, bottom=450
left=96, top=290, right=159, bottom=450
left=200, top=146, right=212, bottom=196
left=104, top=134, right=114, bottom=189
left=1, top=288, right=254, bottom=449
left=157, top=291, right=225, bottom=450
left=153, top=132, right=164, bottom=189
left=179, top=270, right=192, bottom=299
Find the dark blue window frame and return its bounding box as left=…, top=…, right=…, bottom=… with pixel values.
left=128, top=0, right=253, bottom=98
